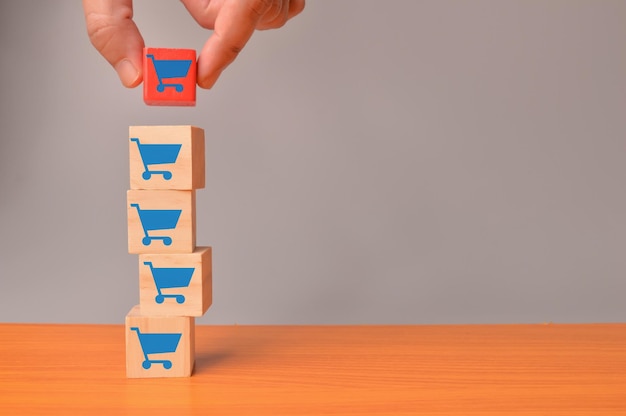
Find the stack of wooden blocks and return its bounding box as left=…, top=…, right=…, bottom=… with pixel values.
left=124, top=48, right=211, bottom=378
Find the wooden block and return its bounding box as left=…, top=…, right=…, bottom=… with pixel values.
left=143, top=47, right=196, bottom=106
left=129, top=125, right=205, bottom=190
left=127, top=190, right=195, bottom=254
left=139, top=247, right=212, bottom=317
left=125, top=305, right=195, bottom=378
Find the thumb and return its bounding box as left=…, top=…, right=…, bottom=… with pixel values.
left=83, top=0, right=145, bottom=87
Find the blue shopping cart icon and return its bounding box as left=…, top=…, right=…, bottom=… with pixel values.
left=130, top=203, right=181, bottom=246
left=146, top=54, right=192, bottom=93
left=130, top=327, right=182, bottom=370
left=131, top=138, right=181, bottom=180
left=144, top=261, right=195, bottom=304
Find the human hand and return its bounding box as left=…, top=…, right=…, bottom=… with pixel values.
left=83, top=0, right=305, bottom=89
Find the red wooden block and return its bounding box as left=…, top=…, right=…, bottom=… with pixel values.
left=143, top=48, right=196, bottom=106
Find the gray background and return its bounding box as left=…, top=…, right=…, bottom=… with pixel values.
left=0, top=1, right=624, bottom=324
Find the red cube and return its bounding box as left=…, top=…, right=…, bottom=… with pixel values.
left=143, top=48, right=196, bottom=106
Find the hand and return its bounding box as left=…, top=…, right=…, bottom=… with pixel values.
left=83, top=0, right=305, bottom=89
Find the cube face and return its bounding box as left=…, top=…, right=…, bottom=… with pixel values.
left=129, top=125, right=205, bottom=190
left=128, top=190, right=196, bottom=254
left=139, top=247, right=212, bottom=317
left=125, top=305, right=195, bottom=378
left=143, top=48, right=196, bottom=106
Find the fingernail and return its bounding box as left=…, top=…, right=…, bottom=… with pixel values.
left=115, top=59, right=140, bottom=87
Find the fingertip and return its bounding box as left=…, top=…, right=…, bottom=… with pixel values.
left=289, top=0, right=305, bottom=18
left=197, top=79, right=213, bottom=90
left=197, top=63, right=221, bottom=90
left=115, top=58, right=142, bottom=88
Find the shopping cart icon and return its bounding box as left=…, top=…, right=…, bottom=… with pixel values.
left=146, top=54, right=192, bottom=93
left=131, top=138, right=182, bottom=180
left=130, top=327, right=182, bottom=370
left=130, top=203, right=181, bottom=246
left=143, top=261, right=195, bottom=304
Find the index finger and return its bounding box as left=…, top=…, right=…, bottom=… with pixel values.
left=195, top=1, right=270, bottom=89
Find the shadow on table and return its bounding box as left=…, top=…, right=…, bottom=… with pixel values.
left=194, top=325, right=288, bottom=374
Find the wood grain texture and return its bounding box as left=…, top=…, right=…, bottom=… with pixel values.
left=127, top=190, right=196, bottom=254
left=129, top=125, right=205, bottom=190
left=139, top=247, right=212, bottom=317
left=125, top=305, right=195, bottom=378
left=0, top=324, right=624, bottom=415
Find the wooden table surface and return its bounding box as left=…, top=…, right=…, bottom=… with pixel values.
left=0, top=323, right=624, bottom=415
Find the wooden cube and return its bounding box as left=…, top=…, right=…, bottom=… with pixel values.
left=127, top=190, right=195, bottom=254
left=139, top=247, right=212, bottom=317
left=143, top=47, right=196, bottom=106
left=129, top=125, right=205, bottom=190
left=125, top=305, right=195, bottom=378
